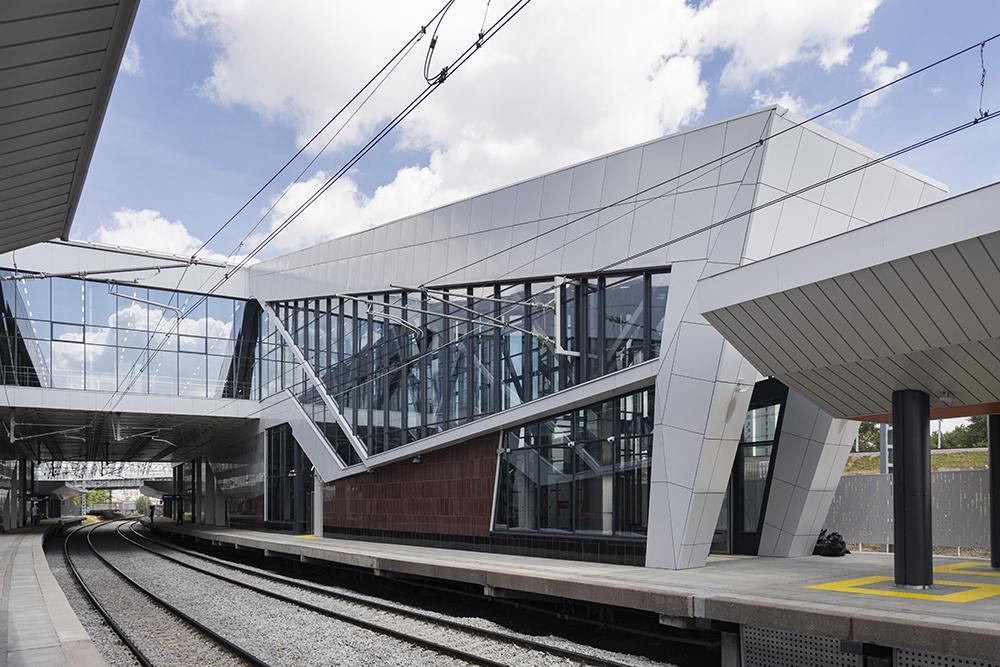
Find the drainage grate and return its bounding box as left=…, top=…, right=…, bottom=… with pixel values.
left=741, top=625, right=861, bottom=667
left=895, top=650, right=1000, bottom=667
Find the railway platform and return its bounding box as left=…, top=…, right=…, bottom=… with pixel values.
left=1, top=518, right=104, bottom=667
left=149, top=521, right=1000, bottom=663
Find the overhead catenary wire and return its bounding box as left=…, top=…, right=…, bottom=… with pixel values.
left=195, top=109, right=1000, bottom=437
left=424, top=0, right=456, bottom=84
left=421, top=30, right=1000, bottom=288
left=95, top=0, right=534, bottom=422
left=67, top=22, right=994, bottom=457
left=125, top=1, right=458, bottom=428
left=21, top=107, right=1000, bottom=462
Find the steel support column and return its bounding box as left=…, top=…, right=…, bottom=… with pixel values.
left=891, top=389, right=932, bottom=588
left=313, top=472, right=324, bottom=537
left=989, top=414, right=1000, bottom=568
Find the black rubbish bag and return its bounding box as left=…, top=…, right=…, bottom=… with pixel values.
left=813, top=529, right=827, bottom=555
left=815, top=529, right=851, bottom=557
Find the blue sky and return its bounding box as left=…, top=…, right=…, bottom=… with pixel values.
left=74, top=0, right=1000, bottom=260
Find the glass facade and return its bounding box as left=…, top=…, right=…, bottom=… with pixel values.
left=265, top=424, right=312, bottom=532
left=266, top=270, right=668, bottom=457
left=738, top=403, right=782, bottom=534
left=0, top=271, right=260, bottom=399
left=493, top=388, right=654, bottom=537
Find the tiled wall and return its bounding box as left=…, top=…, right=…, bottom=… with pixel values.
left=323, top=432, right=499, bottom=536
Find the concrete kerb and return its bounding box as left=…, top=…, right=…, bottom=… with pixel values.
left=9, top=521, right=106, bottom=667
left=151, top=523, right=697, bottom=617
left=700, top=593, right=853, bottom=638
left=848, top=610, right=1000, bottom=663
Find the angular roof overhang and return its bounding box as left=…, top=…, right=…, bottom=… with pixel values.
left=699, top=181, right=1000, bottom=422
left=0, top=0, right=139, bottom=253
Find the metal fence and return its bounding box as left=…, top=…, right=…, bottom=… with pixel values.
left=825, top=470, right=990, bottom=548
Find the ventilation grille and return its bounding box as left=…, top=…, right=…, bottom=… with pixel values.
left=741, top=625, right=861, bottom=667
left=895, top=650, right=999, bottom=667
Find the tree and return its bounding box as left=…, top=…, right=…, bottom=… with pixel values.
left=135, top=496, right=149, bottom=516
left=856, top=422, right=879, bottom=452
left=86, top=489, right=110, bottom=506
left=942, top=416, right=988, bottom=449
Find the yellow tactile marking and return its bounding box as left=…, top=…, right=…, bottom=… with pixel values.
left=934, top=561, right=1000, bottom=577
left=807, top=575, right=1000, bottom=602
left=294, top=535, right=317, bottom=539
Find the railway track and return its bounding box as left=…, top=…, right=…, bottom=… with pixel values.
left=124, top=520, right=644, bottom=667
left=62, top=520, right=268, bottom=667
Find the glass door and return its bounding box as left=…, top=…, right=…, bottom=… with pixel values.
left=727, top=379, right=788, bottom=555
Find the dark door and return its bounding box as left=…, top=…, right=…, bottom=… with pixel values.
left=730, top=379, right=788, bottom=555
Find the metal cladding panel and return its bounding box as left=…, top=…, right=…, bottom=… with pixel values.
left=0, top=0, right=139, bottom=253
left=702, top=187, right=1000, bottom=418
left=249, top=108, right=779, bottom=300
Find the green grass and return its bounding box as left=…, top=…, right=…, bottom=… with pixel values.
left=843, top=449, right=989, bottom=475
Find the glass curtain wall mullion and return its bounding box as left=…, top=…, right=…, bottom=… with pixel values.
left=523, top=282, right=533, bottom=403
left=493, top=387, right=654, bottom=538
left=264, top=268, right=667, bottom=454
left=491, top=285, right=502, bottom=415
left=643, top=272, right=653, bottom=362
left=398, top=294, right=408, bottom=447
left=596, top=275, right=606, bottom=377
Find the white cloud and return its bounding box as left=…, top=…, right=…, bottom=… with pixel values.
left=750, top=89, right=813, bottom=115
left=683, top=0, right=881, bottom=90
left=88, top=208, right=236, bottom=262
left=171, top=0, right=883, bottom=255
left=838, top=47, right=910, bottom=132
left=121, top=39, right=142, bottom=76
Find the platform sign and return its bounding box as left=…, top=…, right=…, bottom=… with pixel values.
left=162, top=494, right=183, bottom=501
left=29, top=495, right=49, bottom=502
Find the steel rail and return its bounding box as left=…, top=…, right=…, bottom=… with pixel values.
left=128, top=521, right=636, bottom=667
left=68, top=520, right=271, bottom=667
left=62, top=521, right=154, bottom=667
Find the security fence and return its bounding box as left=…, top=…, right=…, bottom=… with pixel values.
left=825, top=470, right=990, bottom=549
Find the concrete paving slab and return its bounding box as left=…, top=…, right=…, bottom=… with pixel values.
left=151, top=521, right=1000, bottom=662
left=1, top=523, right=105, bottom=667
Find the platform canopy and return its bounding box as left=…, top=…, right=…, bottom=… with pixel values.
left=699, top=181, right=1000, bottom=422
left=0, top=0, right=138, bottom=253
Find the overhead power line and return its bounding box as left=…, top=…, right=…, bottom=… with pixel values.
left=95, top=0, right=534, bottom=421
left=85, top=21, right=993, bottom=454
left=142, top=103, right=1000, bottom=451
left=422, top=30, right=1000, bottom=287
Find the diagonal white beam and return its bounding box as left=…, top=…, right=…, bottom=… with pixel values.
left=257, top=298, right=369, bottom=468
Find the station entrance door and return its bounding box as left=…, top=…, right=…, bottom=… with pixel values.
left=711, top=379, right=788, bottom=555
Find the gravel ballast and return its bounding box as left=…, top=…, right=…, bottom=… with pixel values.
left=45, top=528, right=140, bottom=667
left=95, top=523, right=468, bottom=666
left=67, top=523, right=249, bottom=666
left=127, top=522, right=672, bottom=667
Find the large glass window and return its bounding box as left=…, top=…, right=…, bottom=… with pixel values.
left=51, top=278, right=84, bottom=324
left=493, top=387, right=654, bottom=537
left=0, top=271, right=260, bottom=399
left=604, top=274, right=645, bottom=372
left=266, top=270, right=668, bottom=457
left=739, top=403, right=782, bottom=532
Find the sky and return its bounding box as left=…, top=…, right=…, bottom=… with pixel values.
left=73, top=0, right=1000, bottom=264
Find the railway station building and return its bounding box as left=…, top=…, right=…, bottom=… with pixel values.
left=6, top=98, right=986, bottom=572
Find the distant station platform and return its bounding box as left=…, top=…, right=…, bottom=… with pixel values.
left=149, top=522, right=1000, bottom=663
left=1, top=519, right=105, bottom=667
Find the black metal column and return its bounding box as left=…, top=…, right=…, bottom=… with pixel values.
left=892, top=390, right=932, bottom=587
left=989, top=414, right=1000, bottom=568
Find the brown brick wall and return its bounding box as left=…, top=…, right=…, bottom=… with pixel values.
left=322, top=432, right=499, bottom=537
